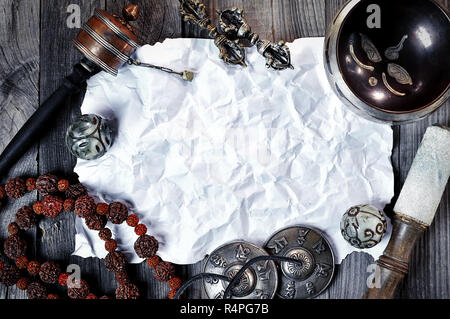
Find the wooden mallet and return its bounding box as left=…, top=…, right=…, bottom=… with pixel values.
left=364, top=125, right=450, bottom=298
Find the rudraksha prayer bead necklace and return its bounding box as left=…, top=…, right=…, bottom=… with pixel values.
left=0, top=174, right=182, bottom=299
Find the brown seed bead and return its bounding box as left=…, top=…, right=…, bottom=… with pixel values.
left=3, top=234, right=27, bottom=260
left=17, top=277, right=29, bottom=290
left=107, top=202, right=128, bottom=224
left=27, top=281, right=48, bottom=299
left=57, top=179, right=70, bottom=192
left=47, top=294, right=59, bottom=300
left=0, top=265, right=20, bottom=286
left=86, top=293, right=98, bottom=299
left=126, top=214, right=139, bottom=227
left=0, top=261, right=4, bottom=272
left=58, top=273, right=70, bottom=286
left=15, top=206, right=37, bottom=230
left=115, top=271, right=129, bottom=285
left=5, top=178, right=27, bottom=199
left=96, top=203, right=109, bottom=216
left=27, top=261, right=40, bottom=275
left=0, top=185, right=6, bottom=199
left=41, top=195, right=64, bottom=218
left=105, top=239, right=118, bottom=252
left=135, top=224, right=147, bottom=236
left=15, top=256, right=29, bottom=270
left=85, top=213, right=107, bottom=231
left=146, top=256, right=160, bottom=269
left=75, top=195, right=96, bottom=218
left=36, top=174, right=58, bottom=196
left=98, top=228, right=112, bottom=241
left=169, top=277, right=182, bottom=290
left=134, top=235, right=158, bottom=259
left=100, top=295, right=112, bottom=299
left=154, top=261, right=176, bottom=282
left=63, top=198, right=75, bottom=213
left=168, top=289, right=178, bottom=300
left=104, top=251, right=127, bottom=273
left=32, top=201, right=44, bottom=215
left=115, top=283, right=140, bottom=299
left=39, top=261, right=61, bottom=284
left=65, top=183, right=87, bottom=199
left=68, top=279, right=90, bottom=299
left=26, top=178, right=37, bottom=191
left=8, top=222, right=20, bottom=235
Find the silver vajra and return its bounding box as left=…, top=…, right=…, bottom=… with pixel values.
left=218, top=7, right=294, bottom=70
left=179, top=0, right=293, bottom=70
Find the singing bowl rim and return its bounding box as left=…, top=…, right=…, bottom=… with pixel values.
left=324, top=0, right=450, bottom=124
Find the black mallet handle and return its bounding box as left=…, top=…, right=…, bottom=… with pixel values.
left=0, top=59, right=99, bottom=178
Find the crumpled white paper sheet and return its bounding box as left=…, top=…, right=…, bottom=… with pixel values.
left=73, top=37, right=394, bottom=265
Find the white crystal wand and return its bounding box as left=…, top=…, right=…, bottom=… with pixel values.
left=364, top=125, right=450, bottom=299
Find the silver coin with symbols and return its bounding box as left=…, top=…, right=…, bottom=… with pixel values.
left=203, top=241, right=278, bottom=299
left=263, top=226, right=335, bottom=299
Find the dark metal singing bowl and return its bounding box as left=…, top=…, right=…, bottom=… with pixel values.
left=325, top=0, right=450, bottom=124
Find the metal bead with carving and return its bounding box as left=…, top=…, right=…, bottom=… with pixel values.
left=340, top=204, right=388, bottom=249
left=66, top=114, right=114, bottom=161
left=263, top=226, right=335, bottom=299
left=203, top=241, right=278, bottom=299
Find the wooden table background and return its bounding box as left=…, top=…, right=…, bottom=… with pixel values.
left=0, top=0, right=448, bottom=299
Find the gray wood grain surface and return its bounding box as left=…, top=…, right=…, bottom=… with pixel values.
left=0, top=0, right=448, bottom=299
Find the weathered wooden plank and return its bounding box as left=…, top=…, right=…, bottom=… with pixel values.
left=182, top=260, right=205, bottom=298
left=0, top=0, right=40, bottom=154
left=325, top=0, right=346, bottom=32
left=316, top=252, right=376, bottom=299
left=273, top=0, right=326, bottom=40
left=38, top=0, right=108, bottom=298
left=0, top=0, right=40, bottom=299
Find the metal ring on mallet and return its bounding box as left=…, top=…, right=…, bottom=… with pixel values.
left=363, top=125, right=450, bottom=299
